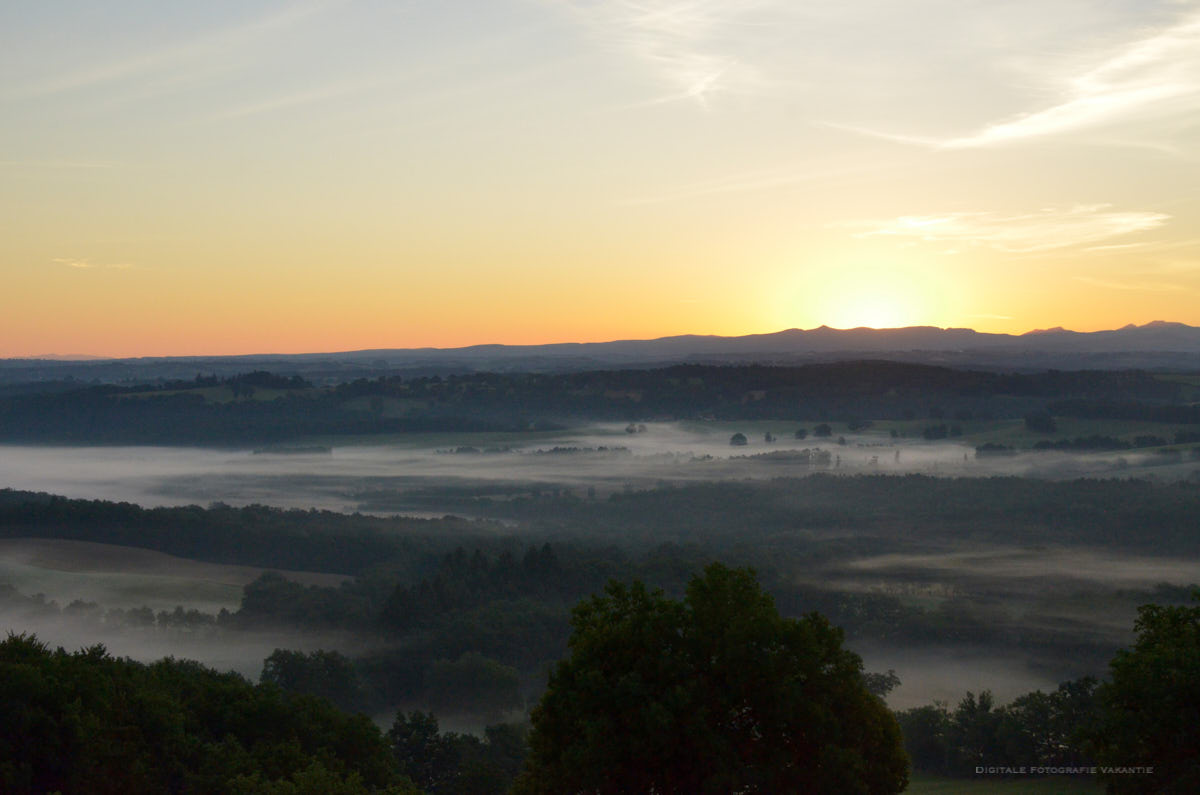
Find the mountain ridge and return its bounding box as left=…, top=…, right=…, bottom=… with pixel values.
left=3, top=321, right=1199, bottom=384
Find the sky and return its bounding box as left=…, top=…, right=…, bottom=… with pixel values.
left=3, top=0, right=1200, bottom=356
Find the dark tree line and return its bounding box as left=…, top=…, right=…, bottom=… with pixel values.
left=3, top=362, right=1196, bottom=444
left=1050, top=398, right=1200, bottom=425
left=0, top=489, right=489, bottom=575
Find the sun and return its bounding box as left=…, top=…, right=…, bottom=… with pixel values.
left=827, top=296, right=910, bottom=330
left=792, top=264, right=939, bottom=330
left=770, top=248, right=953, bottom=333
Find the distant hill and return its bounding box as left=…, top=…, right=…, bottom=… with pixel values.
left=3, top=321, right=1200, bottom=385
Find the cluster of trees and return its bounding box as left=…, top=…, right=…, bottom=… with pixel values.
left=901, top=595, right=1200, bottom=792
left=389, top=712, right=526, bottom=794
left=0, top=634, right=415, bottom=794
left=898, top=681, right=1098, bottom=775
left=729, top=424, right=854, bottom=446
left=0, top=585, right=222, bottom=634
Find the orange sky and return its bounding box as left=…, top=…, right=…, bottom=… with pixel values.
left=4, top=1, right=1199, bottom=357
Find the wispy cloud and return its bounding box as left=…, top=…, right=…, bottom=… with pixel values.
left=1082, top=241, right=1153, bottom=253
left=52, top=258, right=135, bottom=270
left=1073, top=275, right=1187, bottom=292
left=816, top=121, right=944, bottom=148
left=944, top=8, right=1200, bottom=148
left=835, top=8, right=1200, bottom=150
left=0, top=160, right=120, bottom=169
left=619, top=160, right=874, bottom=204
left=849, top=205, right=1170, bottom=253
left=544, top=0, right=778, bottom=106
left=12, top=1, right=342, bottom=100
left=209, top=79, right=377, bottom=121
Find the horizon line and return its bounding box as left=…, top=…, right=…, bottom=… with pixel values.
left=3, top=320, right=1189, bottom=362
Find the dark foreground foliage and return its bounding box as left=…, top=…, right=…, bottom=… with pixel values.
left=514, top=564, right=909, bottom=794
left=897, top=680, right=1100, bottom=776
left=899, top=594, right=1200, bottom=793
left=0, top=634, right=415, bottom=795
left=389, top=712, right=527, bottom=795
left=1093, top=597, right=1200, bottom=793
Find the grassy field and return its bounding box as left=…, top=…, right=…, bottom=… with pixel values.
left=908, top=773, right=1102, bottom=793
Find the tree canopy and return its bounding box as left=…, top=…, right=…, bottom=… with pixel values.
left=0, top=634, right=414, bottom=794
left=514, top=563, right=908, bottom=794
left=1094, top=595, right=1200, bottom=793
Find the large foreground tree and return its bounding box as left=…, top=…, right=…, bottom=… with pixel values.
left=513, top=563, right=908, bottom=794
left=1094, top=596, right=1200, bottom=793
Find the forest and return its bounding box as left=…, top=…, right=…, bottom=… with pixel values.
left=2, top=363, right=1199, bottom=791
left=1, top=362, right=1197, bottom=445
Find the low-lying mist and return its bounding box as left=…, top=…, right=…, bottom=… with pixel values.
left=3, top=422, right=1190, bottom=513
left=0, top=605, right=349, bottom=682
left=2, top=423, right=1197, bottom=716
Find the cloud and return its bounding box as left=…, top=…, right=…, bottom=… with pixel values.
left=52, top=258, right=134, bottom=270
left=947, top=8, right=1200, bottom=148
left=543, top=0, right=779, bottom=106
left=209, top=80, right=374, bottom=121
left=1082, top=241, right=1153, bottom=253
left=618, top=161, right=873, bottom=204
left=12, top=0, right=343, bottom=100
left=0, top=160, right=119, bottom=169
left=830, top=8, right=1200, bottom=150
left=848, top=205, right=1170, bottom=253
left=816, top=121, right=945, bottom=148
left=1073, top=275, right=1187, bottom=292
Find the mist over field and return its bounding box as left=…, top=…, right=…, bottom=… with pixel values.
left=0, top=365, right=1197, bottom=795
left=3, top=421, right=1190, bottom=513
left=1, top=368, right=1199, bottom=792
left=3, top=416, right=1198, bottom=719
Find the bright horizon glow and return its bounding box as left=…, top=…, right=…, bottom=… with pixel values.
left=3, top=1, right=1199, bottom=357
left=11, top=318, right=1191, bottom=361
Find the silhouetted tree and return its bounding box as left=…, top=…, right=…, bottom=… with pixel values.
left=514, top=564, right=908, bottom=794
left=1094, top=596, right=1200, bottom=792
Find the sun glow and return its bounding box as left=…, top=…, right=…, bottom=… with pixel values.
left=827, top=297, right=911, bottom=330
left=783, top=258, right=945, bottom=331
